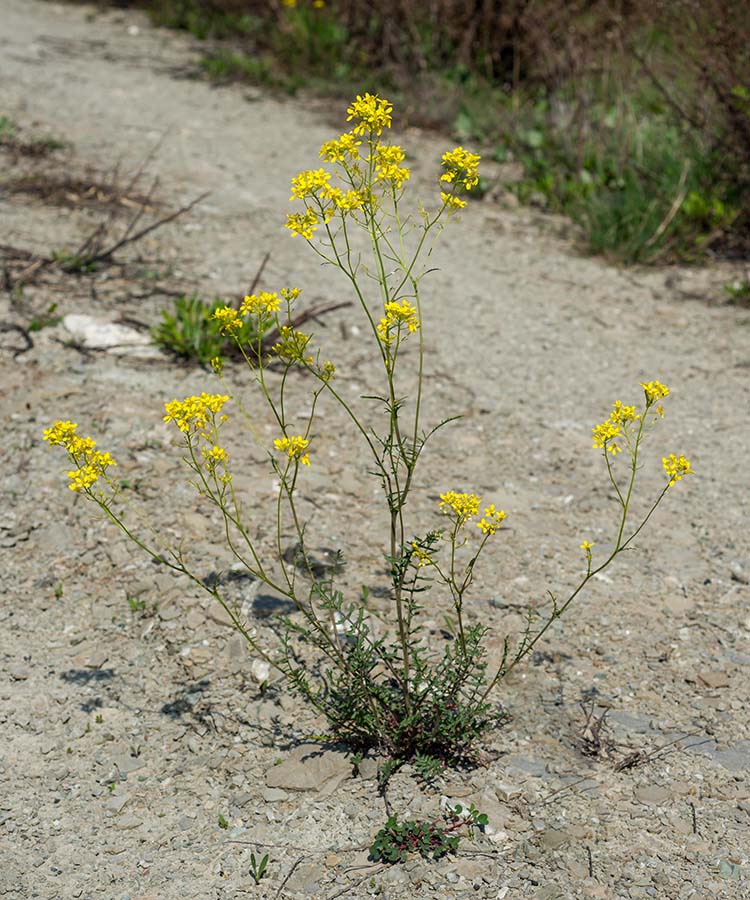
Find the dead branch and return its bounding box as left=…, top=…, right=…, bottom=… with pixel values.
left=0, top=322, right=34, bottom=357
left=84, top=189, right=208, bottom=265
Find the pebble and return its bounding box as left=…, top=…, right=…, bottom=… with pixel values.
left=540, top=828, right=569, bottom=850
left=496, top=781, right=523, bottom=801
left=634, top=785, right=671, bottom=805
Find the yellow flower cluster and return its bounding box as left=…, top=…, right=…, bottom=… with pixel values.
left=440, top=192, right=467, bottom=211
left=640, top=380, right=669, bottom=405
left=201, top=444, right=229, bottom=468
left=274, top=435, right=311, bottom=466
left=320, top=132, right=361, bottom=163
left=476, top=504, right=507, bottom=535
left=43, top=420, right=80, bottom=447
left=212, top=306, right=243, bottom=334
left=272, top=326, right=313, bottom=364
left=376, top=300, right=420, bottom=344
left=592, top=417, right=625, bottom=453
left=440, top=147, right=481, bottom=190
left=640, top=380, right=669, bottom=417
left=322, top=186, right=368, bottom=213
left=163, top=393, right=229, bottom=433
left=411, top=542, right=432, bottom=568
left=593, top=383, right=670, bottom=454
left=439, top=491, right=480, bottom=524
left=609, top=400, right=638, bottom=425
left=320, top=359, right=337, bottom=381
left=43, top=421, right=117, bottom=493
left=346, top=93, right=393, bottom=136
left=592, top=399, right=636, bottom=454
left=286, top=209, right=319, bottom=239
left=374, top=144, right=410, bottom=190
left=290, top=168, right=331, bottom=201
left=240, top=291, right=281, bottom=316
left=662, top=453, right=692, bottom=485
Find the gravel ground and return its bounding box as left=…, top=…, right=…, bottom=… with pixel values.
left=1, top=3, right=749, bottom=899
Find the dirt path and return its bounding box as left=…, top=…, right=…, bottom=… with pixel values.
left=1, top=2, right=749, bottom=899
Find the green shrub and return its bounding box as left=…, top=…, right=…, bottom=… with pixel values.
left=152, top=294, right=267, bottom=365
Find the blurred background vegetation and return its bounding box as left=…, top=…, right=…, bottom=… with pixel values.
left=94, top=0, right=749, bottom=265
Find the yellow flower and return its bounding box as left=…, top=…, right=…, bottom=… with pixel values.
left=202, top=445, right=229, bottom=466
left=411, top=542, right=432, bottom=568
left=163, top=393, right=229, bottom=433
left=281, top=287, right=302, bottom=302
left=43, top=421, right=118, bottom=492
left=376, top=300, right=420, bottom=344
left=640, top=380, right=670, bottom=406
left=439, top=491, right=480, bottom=524
left=662, top=453, right=692, bottom=485
left=373, top=144, right=410, bottom=190
left=240, top=291, right=281, bottom=316
left=285, top=209, right=319, bottom=239
left=592, top=419, right=622, bottom=454
left=346, top=93, right=393, bottom=136
left=290, top=168, right=331, bottom=201
left=212, top=306, right=243, bottom=334
left=320, top=132, right=361, bottom=163
left=320, top=359, right=336, bottom=381
left=274, top=435, right=311, bottom=466
left=43, top=420, right=80, bottom=447
left=609, top=400, right=638, bottom=425
left=441, top=192, right=467, bottom=210
left=477, top=504, right=507, bottom=535
left=210, top=356, right=223, bottom=374
left=272, top=326, right=313, bottom=364
left=322, top=185, right=367, bottom=213
left=440, top=146, right=481, bottom=190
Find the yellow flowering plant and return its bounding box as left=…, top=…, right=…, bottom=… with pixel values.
left=44, top=95, right=691, bottom=767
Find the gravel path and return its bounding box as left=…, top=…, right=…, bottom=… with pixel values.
left=1, top=3, right=749, bottom=898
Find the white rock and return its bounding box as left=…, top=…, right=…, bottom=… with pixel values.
left=250, top=658, right=270, bottom=684
left=62, top=314, right=162, bottom=357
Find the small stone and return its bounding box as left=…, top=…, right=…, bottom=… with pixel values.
left=717, top=859, right=742, bottom=879
left=106, top=794, right=130, bottom=814
left=113, top=754, right=145, bottom=775
left=206, top=602, right=234, bottom=627
left=671, top=815, right=693, bottom=835
left=185, top=608, right=205, bottom=630
left=634, top=785, right=671, bottom=805
left=9, top=667, right=30, bottom=681
left=262, top=787, right=288, bottom=803
left=158, top=604, right=181, bottom=622
left=453, top=858, right=485, bottom=880
left=540, top=828, right=569, bottom=850
left=496, top=782, right=522, bottom=801
left=729, top=561, right=749, bottom=584
left=251, top=659, right=270, bottom=684
left=535, top=887, right=563, bottom=900
left=356, top=756, right=379, bottom=781
left=325, top=853, right=340, bottom=868
left=698, top=671, right=730, bottom=689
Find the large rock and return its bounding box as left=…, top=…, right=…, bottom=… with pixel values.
left=265, top=743, right=351, bottom=793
